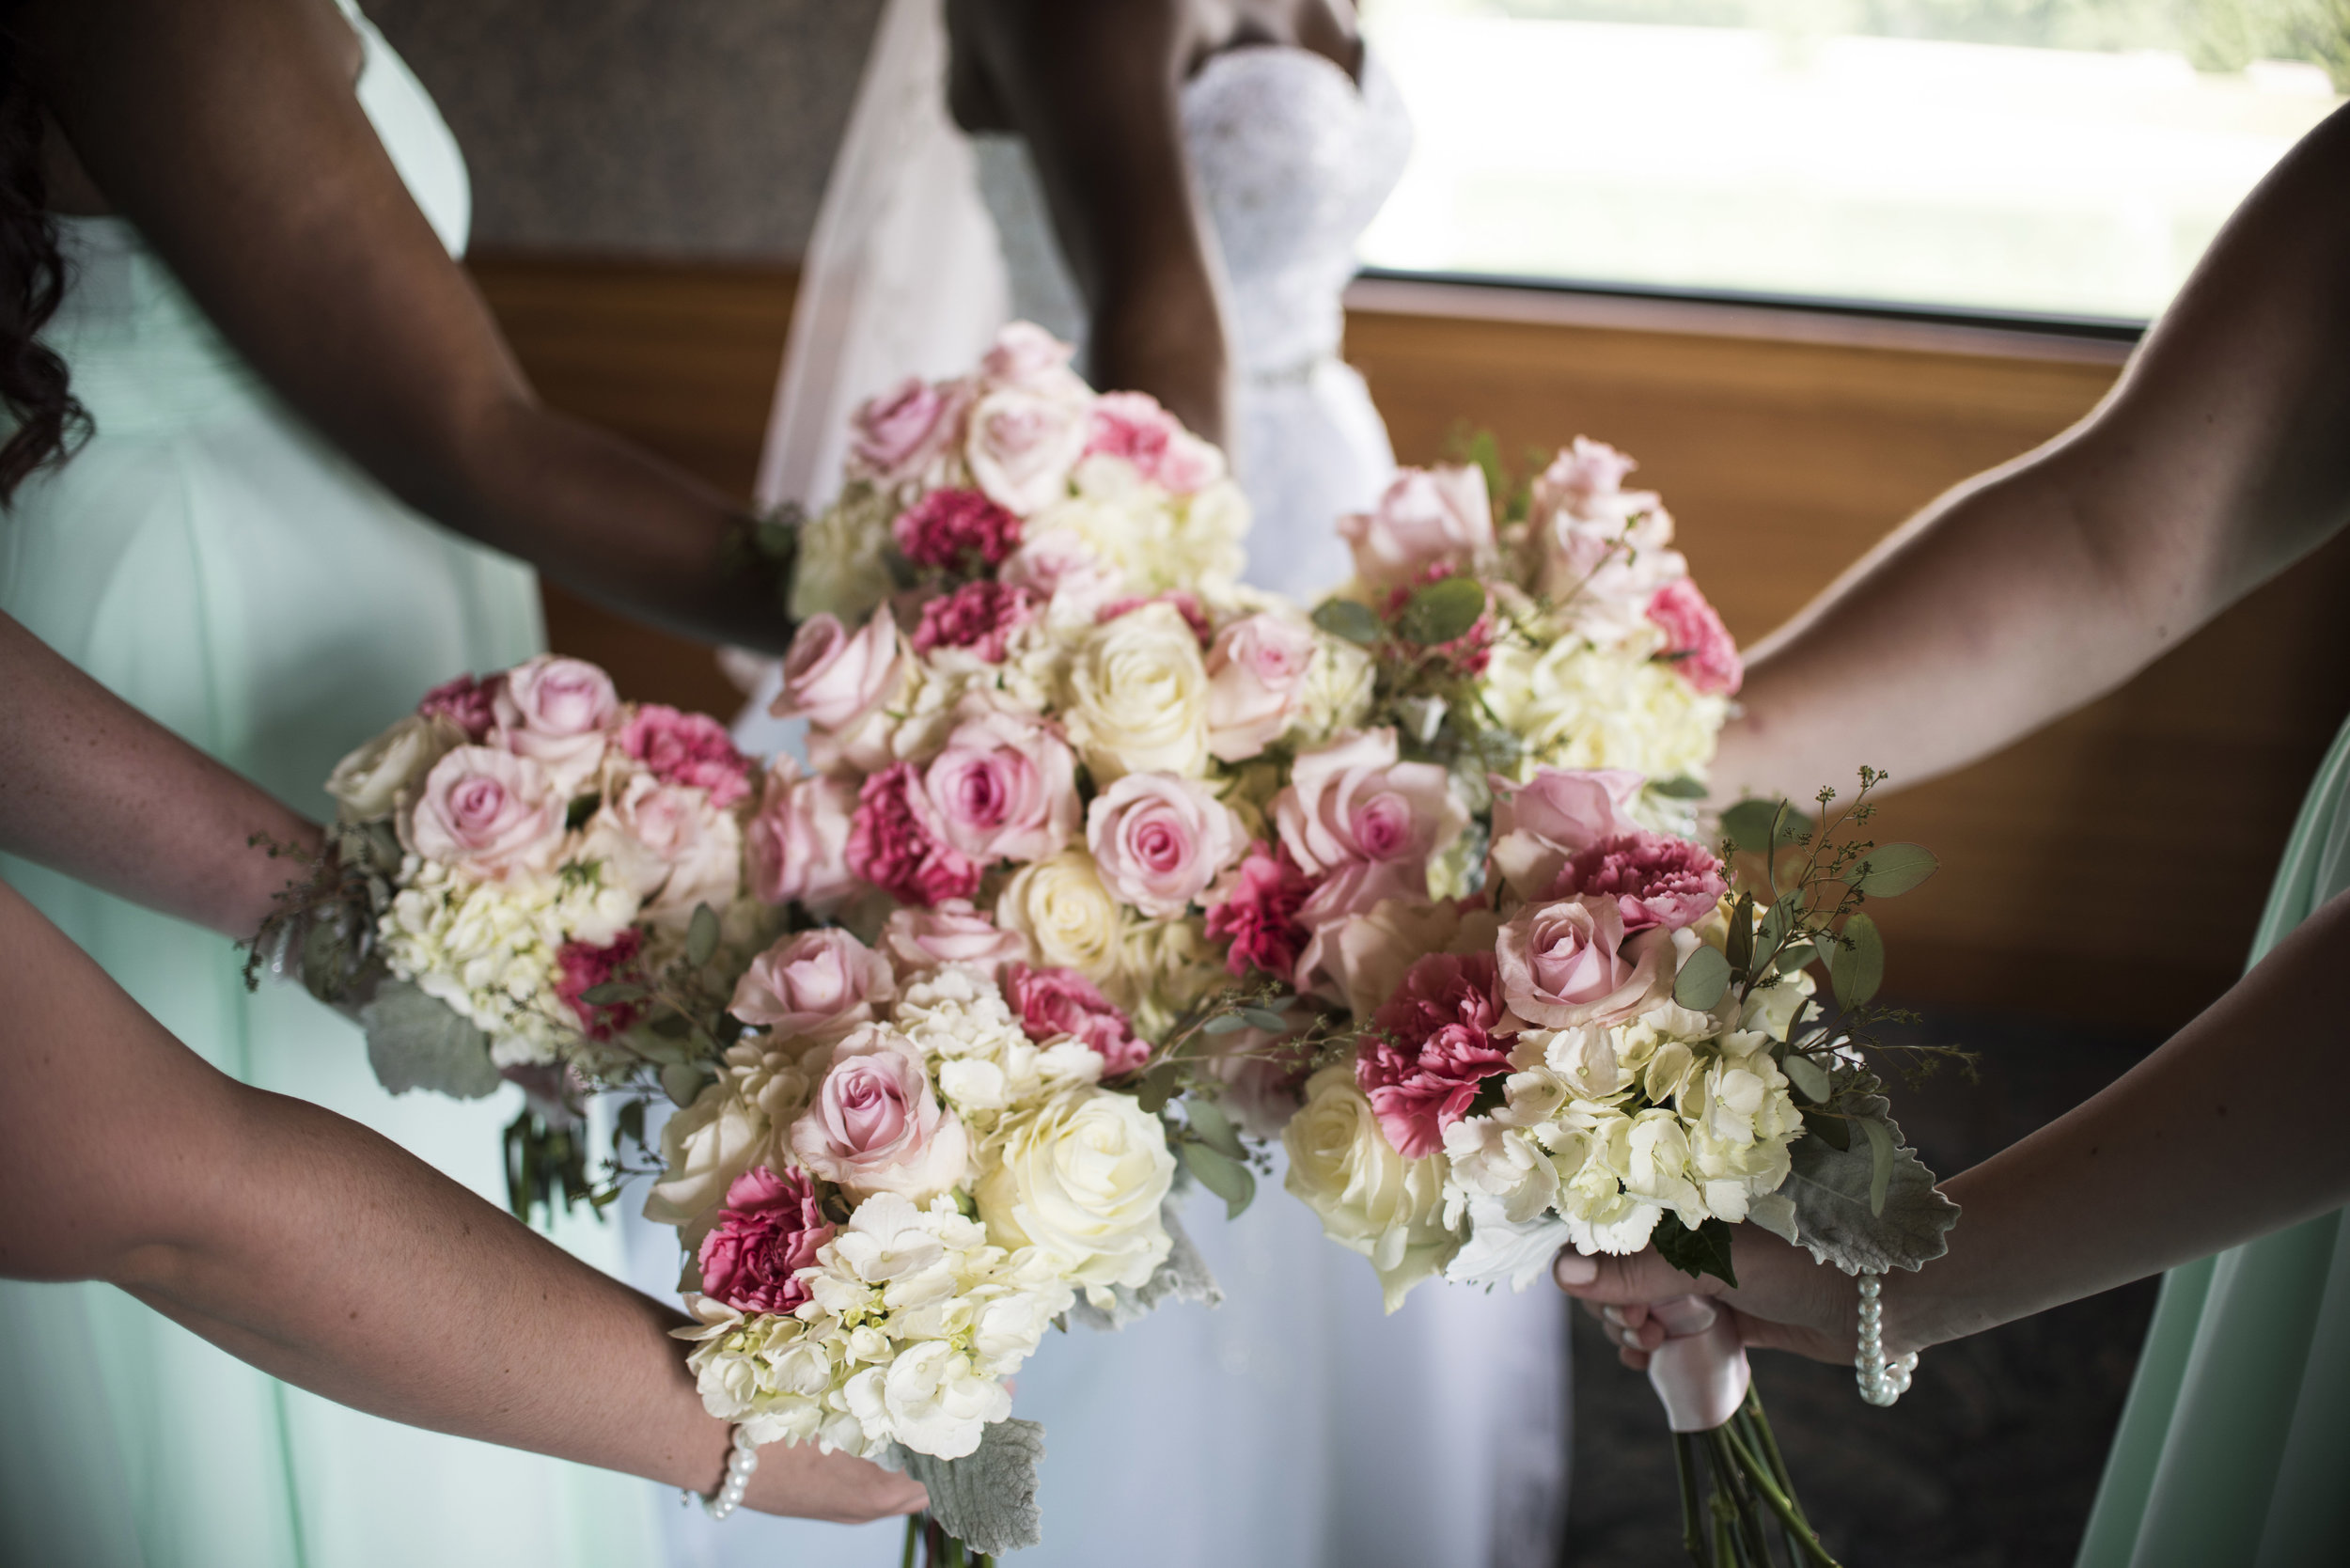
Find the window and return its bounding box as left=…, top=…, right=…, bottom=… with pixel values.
left=1357, top=0, right=2345, bottom=321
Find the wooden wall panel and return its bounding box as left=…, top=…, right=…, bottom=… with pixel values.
left=470, top=252, right=2350, bottom=1034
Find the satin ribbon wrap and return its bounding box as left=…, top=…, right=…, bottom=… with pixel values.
left=1645, top=1294, right=1753, bottom=1433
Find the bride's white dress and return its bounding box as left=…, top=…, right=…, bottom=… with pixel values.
left=685, top=10, right=1568, bottom=1567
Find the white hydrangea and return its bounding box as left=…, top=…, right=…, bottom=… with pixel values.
left=378, top=858, right=572, bottom=1065
left=1479, top=635, right=1726, bottom=784
left=1031, top=456, right=1246, bottom=595
left=789, top=484, right=897, bottom=625
left=891, top=967, right=1100, bottom=1140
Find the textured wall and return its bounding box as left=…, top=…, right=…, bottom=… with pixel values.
left=367, top=0, right=884, bottom=259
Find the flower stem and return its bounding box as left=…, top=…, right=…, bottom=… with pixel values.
left=1673, top=1431, right=1711, bottom=1567
left=1719, top=1421, right=1841, bottom=1567
left=901, top=1513, right=921, bottom=1568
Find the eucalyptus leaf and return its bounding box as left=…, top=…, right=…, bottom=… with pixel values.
left=1720, top=798, right=1811, bottom=854
left=1829, top=912, right=1886, bottom=1008
left=1185, top=1099, right=1246, bottom=1162
left=1773, top=1091, right=1960, bottom=1275
left=1239, top=1007, right=1292, bottom=1033
left=1781, top=1051, right=1831, bottom=1104
left=880, top=1419, right=1046, bottom=1557
left=358, top=980, right=502, bottom=1100
left=1311, top=598, right=1383, bottom=647
left=1773, top=941, right=1817, bottom=977
left=1673, top=944, right=1731, bottom=1011
left=1649, top=776, right=1710, bottom=800
left=1802, top=1106, right=1850, bottom=1151
left=1134, top=1065, right=1179, bottom=1115
left=660, top=1063, right=708, bottom=1109
left=1180, top=1140, right=1256, bottom=1219
left=577, top=981, right=648, bottom=1006
left=685, top=902, right=721, bottom=969
left=1853, top=842, right=1939, bottom=897
left=1199, top=1012, right=1252, bottom=1035
left=1724, top=891, right=1755, bottom=977
left=1063, top=1205, right=1224, bottom=1331
left=1400, top=574, right=1486, bottom=645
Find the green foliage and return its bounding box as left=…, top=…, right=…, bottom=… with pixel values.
left=1674, top=943, right=1734, bottom=1010
left=358, top=980, right=504, bottom=1100
left=884, top=1419, right=1047, bottom=1557
left=1772, top=1088, right=1961, bottom=1274
left=1653, top=1210, right=1740, bottom=1288
left=1851, top=843, right=1938, bottom=897
left=503, top=1106, right=600, bottom=1228
left=1400, top=575, right=1488, bottom=646
left=1312, top=598, right=1383, bottom=647
left=1179, top=1139, right=1257, bottom=1219
left=1828, top=911, right=1885, bottom=1008
left=685, top=902, right=722, bottom=969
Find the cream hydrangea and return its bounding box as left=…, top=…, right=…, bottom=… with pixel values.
left=1031, top=455, right=1246, bottom=596
left=378, top=859, right=571, bottom=1065
left=1283, top=1066, right=1461, bottom=1310
left=976, top=1087, right=1176, bottom=1305
left=1480, top=637, right=1726, bottom=783
left=789, top=483, right=897, bottom=625
left=889, top=965, right=1101, bottom=1138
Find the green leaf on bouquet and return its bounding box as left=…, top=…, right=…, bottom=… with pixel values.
left=1673, top=944, right=1731, bottom=1011
left=1828, top=913, right=1885, bottom=1008
left=685, top=902, right=722, bottom=969
left=577, top=981, right=647, bottom=1007
left=1720, top=798, right=1810, bottom=854
left=1652, top=1211, right=1739, bottom=1289
left=1239, top=1006, right=1292, bottom=1033
left=1312, top=598, right=1383, bottom=647
left=1772, top=1090, right=1960, bottom=1275
left=659, top=1063, right=708, bottom=1109
left=1649, top=775, right=1709, bottom=800
left=1184, top=1099, right=1246, bottom=1162
left=1802, top=1106, right=1850, bottom=1151
left=881, top=1418, right=1046, bottom=1557
left=1134, top=1063, right=1180, bottom=1115
left=1753, top=898, right=1793, bottom=961
left=1773, top=941, right=1817, bottom=977
left=357, top=980, right=503, bottom=1101
left=1724, top=891, right=1756, bottom=978
left=1066, top=1205, right=1225, bottom=1332
left=1780, top=1050, right=1832, bottom=1105
left=1199, top=1011, right=1253, bottom=1036
left=1852, top=843, right=1939, bottom=898
left=1180, top=1140, right=1257, bottom=1220
left=1400, top=575, right=1486, bottom=646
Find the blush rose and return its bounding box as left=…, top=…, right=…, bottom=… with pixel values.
left=788, top=1025, right=971, bottom=1202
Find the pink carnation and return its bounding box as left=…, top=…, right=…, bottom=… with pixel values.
left=910, top=580, right=1038, bottom=663
left=1646, top=578, right=1742, bottom=696
left=1357, top=951, right=1513, bottom=1159
left=416, top=673, right=502, bottom=742
left=1084, top=391, right=1221, bottom=494
left=556, top=929, right=646, bottom=1041
left=892, top=488, right=1023, bottom=574
left=1203, top=840, right=1315, bottom=980
left=619, top=704, right=753, bottom=808
left=696, top=1166, right=835, bottom=1316
left=1007, top=963, right=1150, bottom=1075
left=846, top=762, right=982, bottom=906
left=1562, top=832, right=1727, bottom=933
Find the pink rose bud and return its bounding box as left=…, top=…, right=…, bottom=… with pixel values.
left=1561, top=832, right=1727, bottom=933
left=879, top=899, right=1027, bottom=974
left=696, top=1166, right=835, bottom=1316
left=728, top=927, right=897, bottom=1044
left=1205, top=612, right=1317, bottom=762
left=891, top=487, right=1023, bottom=573
left=964, top=386, right=1090, bottom=515
left=492, top=655, right=620, bottom=787
left=918, top=704, right=1081, bottom=865
left=1086, top=771, right=1246, bottom=918
left=1495, top=895, right=1673, bottom=1029
left=788, top=1026, right=971, bottom=1202
left=416, top=672, right=503, bottom=742
left=846, top=761, right=983, bottom=907
left=1203, top=839, right=1315, bottom=980
left=1358, top=951, right=1514, bottom=1158
left=980, top=321, right=1082, bottom=393
left=1646, top=578, right=1743, bottom=696
left=619, top=704, right=753, bottom=808
left=745, top=760, right=858, bottom=911
left=774, top=605, right=902, bottom=730
left=998, top=527, right=1121, bottom=612
left=1336, top=464, right=1495, bottom=589
left=849, top=375, right=964, bottom=486
left=404, top=745, right=565, bottom=878
left=1273, top=729, right=1467, bottom=914
left=1006, top=962, right=1150, bottom=1075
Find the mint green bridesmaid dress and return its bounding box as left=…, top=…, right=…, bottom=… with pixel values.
left=2078, top=713, right=2350, bottom=1566
left=0, top=6, right=662, bottom=1564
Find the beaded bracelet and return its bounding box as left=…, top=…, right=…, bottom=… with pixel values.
left=1854, top=1273, right=1919, bottom=1406
left=699, top=1426, right=763, bottom=1521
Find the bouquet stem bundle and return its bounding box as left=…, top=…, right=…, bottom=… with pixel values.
left=903, top=1513, right=995, bottom=1568
left=1671, top=1389, right=1838, bottom=1568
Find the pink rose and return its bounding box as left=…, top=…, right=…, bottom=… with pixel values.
left=1647, top=578, right=1743, bottom=697
left=1007, top=963, right=1149, bottom=1075
left=1563, top=832, right=1727, bottom=933
left=1205, top=613, right=1316, bottom=762
left=774, top=606, right=902, bottom=730
left=1083, top=391, right=1223, bottom=494
left=1086, top=771, right=1245, bottom=917
left=746, top=760, right=858, bottom=911
left=965, top=385, right=1090, bottom=515
left=892, top=487, right=1023, bottom=574
left=979, top=321, right=1086, bottom=396
left=919, top=704, right=1080, bottom=865
left=404, top=745, right=565, bottom=878
left=999, top=527, right=1121, bottom=611
left=619, top=704, right=753, bottom=808
left=1293, top=895, right=1474, bottom=1021
left=1336, top=465, right=1495, bottom=588
left=879, top=899, right=1027, bottom=974
left=1487, top=767, right=1648, bottom=902
left=1530, top=437, right=1638, bottom=519
left=1358, top=951, right=1513, bottom=1158
left=492, top=655, right=620, bottom=788
left=846, top=762, right=983, bottom=907
left=1203, top=840, right=1314, bottom=980
left=789, top=1026, right=971, bottom=1201
left=1527, top=440, right=1683, bottom=624
left=1273, top=729, right=1467, bottom=914
left=849, top=375, right=964, bottom=487
left=909, top=580, right=1038, bottom=663
left=417, top=673, right=502, bottom=742
left=728, top=927, right=897, bottom=1043
left=556, top=929, right=647, bottom=1041
left=696, top=1166, right=835, bottom=1316
left=600, top=772, right=742, bottom=915
left=1494, top=895, right=1673, bottom=1029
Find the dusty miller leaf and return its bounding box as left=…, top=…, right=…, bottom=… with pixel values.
left=1064, top=1205, right=1224, bottom=1332
left=881, top=1418, right=1046, bottom=1557
left=1772, top=1090, right=1959, bottom=1274
left=358, top=980, right=502, bottom=1100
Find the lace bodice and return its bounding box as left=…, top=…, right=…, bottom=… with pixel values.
left=973, top=43, right=1413, bottom=378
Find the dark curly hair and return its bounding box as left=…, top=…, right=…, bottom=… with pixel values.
left=0, top=23, right=86, bottom=505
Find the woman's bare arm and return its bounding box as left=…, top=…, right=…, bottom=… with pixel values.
left=1556, top=888, right=2350, bottom=1368
left=0, top=881, right=924, bottom=1522
left=1712, top=102, right=2350, bottom=809
left=12, top=0, right=791, bottom=651
left=947, top=0, right=1234, bottom=445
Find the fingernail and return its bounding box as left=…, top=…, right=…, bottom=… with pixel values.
left=1601, top=1305, right=1628, bottom=1327
left=1554, top=1250, right=1598, bottom=1287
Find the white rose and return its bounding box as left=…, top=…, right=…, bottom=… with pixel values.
left=325, top=713, right=463, bottom=823
left=643, top=1040, right=822, bottom=1244
left=965, top=385, right=1090, bottom=515
left=1062, top=602, right=1212, bottom=782
left=977, top=1088, right=1175, bottom=1304
left=996, top=848, right=1128, bottom=984
left=1282, top=1065, right=1460, bottom=1311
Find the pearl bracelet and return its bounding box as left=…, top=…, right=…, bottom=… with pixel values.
left=699, top=1426, right=762, bottom=1520
left=1854, top=1273, right=1918, bottom=1407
